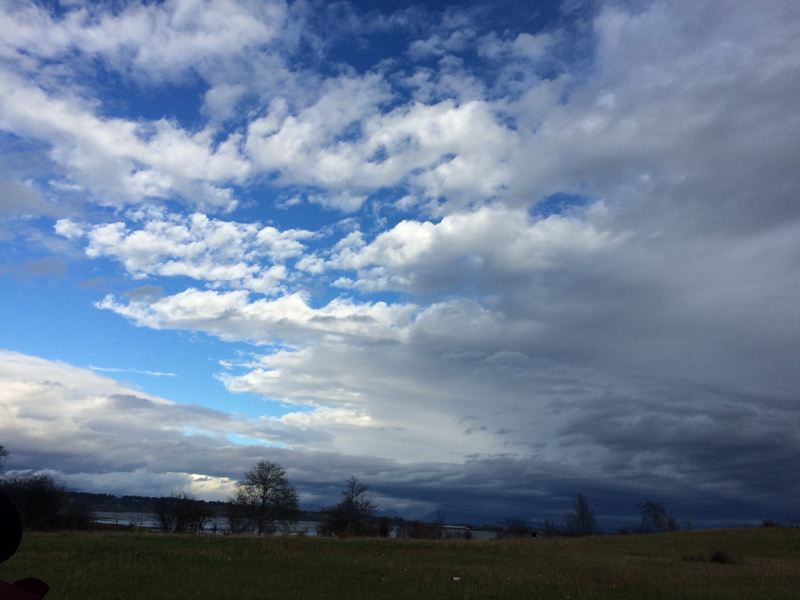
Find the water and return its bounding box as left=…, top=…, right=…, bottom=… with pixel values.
left=93, top=513, right=497, bottom=538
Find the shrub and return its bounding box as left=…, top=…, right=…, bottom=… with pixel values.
left=1, top=472, right=93, bottom=530
left=711, top=549, right=734, bottom=564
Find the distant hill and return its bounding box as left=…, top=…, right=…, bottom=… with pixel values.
left=66, top=491, right=280, bottom=517
left=420, top=510, right=497, bottom=529
left=66, top=491, right=331, bottom=522
left=66, top=491, right=491, bottom=528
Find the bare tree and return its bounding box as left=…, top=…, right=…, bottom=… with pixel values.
left=0, top=444, right=8, bottom=471
left=406, top=520, right=430, bottom=539
left=224, top=500, right=252, bottom=534
left=229, top=460, right=299, bottom=535
left=540, top=515, right=562, bottom=538
left=564, top=493, right=599, bottom=536
left=497, top=517, right=532, bottom=539
left=153, top=489, right=202, bottom=533
left=63, top=498, right=95, bottom=530
left=638, top=500, right=680, bottom=533
left=185, top=499, right=215, bottom=533
left=319, top=475, right=379, bottom=537
left=431, top=510, right=446, bottom=539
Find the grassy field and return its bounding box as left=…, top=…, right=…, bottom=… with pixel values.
left=1, top=528, right=798, bottom=599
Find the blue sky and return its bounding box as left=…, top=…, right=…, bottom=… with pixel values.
left=1, top=0, right=799, bottom=528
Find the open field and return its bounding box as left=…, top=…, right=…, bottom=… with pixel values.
left=1, top=528, right=798, bottom=599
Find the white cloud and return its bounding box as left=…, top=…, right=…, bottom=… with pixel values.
left=0, top=0, right=289, bottom=82
left=244, top=75, right=390, bottom=189
left=478, top=31, right=554, bottom=61
left=308, top=191, right=369, bottom=213
left=408, top=28, right=477, bottom=60
left=89, top=365, right=177, bottom=378
left=244, top=77, right=517, bottom=211
left=0, top=71, right=249, bottom=209
left=53, top=218, right=86, bottom=240
left=328, top=204, right=618, bottom=291
left=277, top=407, right=372, bottom=428
left=61, top=212, right=314, bottom=294
left=202, top=83, right=248, bottom=122
left=2, top=0, right=798, bottom=225
left=96, top=289, right=418, bottom=345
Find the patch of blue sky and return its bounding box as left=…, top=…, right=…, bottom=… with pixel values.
left=231, top=183, right=339, bottom=231
left=32, top=1, right=71, bottom=19
left=226, top=434, right=284, bottom=448
left=151, top=368, right=263, bottom=416
left=332, top=120, right=364, bottom=144
left=0, top=251, right=272, bottom=415
left=354, top=289, right=413, bottom=306
left=306, top=277, right=412, bottom=307
left=323, top=30, right=411, bottom=78
left=90, top=67, right=207, bottom=132
left=73, top=257, right=202, bottom=301
left=529, top=192, right=597, bottom=219
left=366, top=144, right=391, bottom=165
left=232, top=185, right=422, bottom=261
left=296, top=0, right=569, bottom=96
left=487, top=0, right=566, bottom=31
left=0, top=270, right=158, bottom=371
left=86, top=328, right=262, bottom=414
left=294, top=280, right=356, bottom=310
left=225, top=397, right=296, bottom=421
left=358, top=187, right=425, bottom=226
left=214, top=370, right=311, bottom=420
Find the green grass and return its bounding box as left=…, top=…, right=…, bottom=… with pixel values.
left=1, top=528, right=798, bottom=599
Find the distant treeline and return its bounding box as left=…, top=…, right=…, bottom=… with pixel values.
left=65, top=491, right=327, bottom=522
left=3, top=448, right=796, bottom=536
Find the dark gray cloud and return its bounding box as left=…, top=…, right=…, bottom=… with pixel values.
left=3, top=349, right=797, bottom=528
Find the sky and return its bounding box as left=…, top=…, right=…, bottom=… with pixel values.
left=0, top=0, right=798, bottom=530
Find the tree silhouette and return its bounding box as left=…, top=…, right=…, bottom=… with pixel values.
left=229, top=460, right=299, bottom=535
left=638, top=500, right=680, bottom=533
left=564, top=493, right=599, bottom=536
left=153, top=490, right=213, bottom=533
left=498, top=517, right=532, bottom=538
left=318, top=475, right=378, bottom=536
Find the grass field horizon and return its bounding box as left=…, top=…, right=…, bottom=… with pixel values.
left=1, top=527, right=798, bottom=599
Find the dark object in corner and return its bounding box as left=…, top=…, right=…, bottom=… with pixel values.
left=0, top=578, right=50, bottom=599
left=0, top=488, right=22, bottom=564
left=0, top=488, right=49, bottom=598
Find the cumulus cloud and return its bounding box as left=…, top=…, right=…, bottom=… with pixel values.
left=0, top=0, right=289, bottom=81
left=327, top=204, right=618, bottom=291
left=0, top=70, right=248, bottom=209
left=56, top=212, right=314, bottom=294
left=1, top=0, right=797, bottom=224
